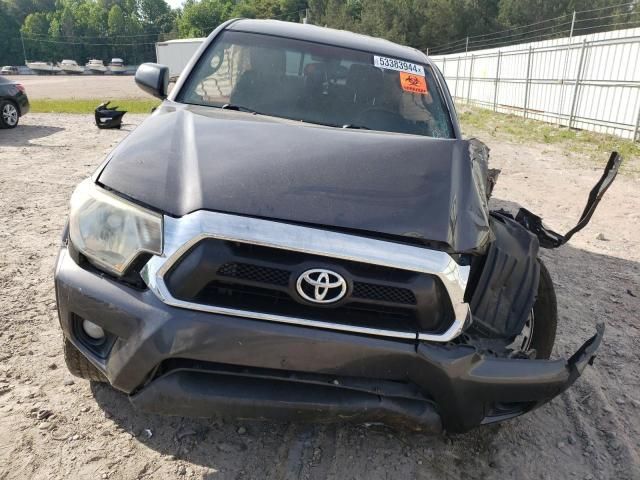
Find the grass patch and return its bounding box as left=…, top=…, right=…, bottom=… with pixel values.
left=459, top=106, right=640, bottom=175
left=30, top=98, right=160, bottom=114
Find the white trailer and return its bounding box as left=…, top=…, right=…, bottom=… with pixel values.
left=155, top=38, right=205, bottom=79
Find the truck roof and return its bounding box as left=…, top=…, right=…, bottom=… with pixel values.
left=227, top=19, right=430, bottom=64
left=157, top=38, right=206, bottom=45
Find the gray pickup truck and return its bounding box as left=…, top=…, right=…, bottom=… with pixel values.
left=55, top=19, right=620, bottom=433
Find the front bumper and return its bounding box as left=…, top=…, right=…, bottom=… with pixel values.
left=55, top=247, right=603, bottom=433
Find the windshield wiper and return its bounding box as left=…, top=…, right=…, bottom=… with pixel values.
left=341, top=123, right=370, bottom=130
left=220, top=103, right=260, bottom=114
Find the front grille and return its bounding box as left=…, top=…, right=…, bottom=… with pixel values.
left=196, top=281, right=418, bottom=332
left=352, top=282, right=416, bottom=305
left=218, top=262, right=290, bottom=286
left=216, top=262, right=417, bottom=305
left=165, top=238, right=454, bottom=334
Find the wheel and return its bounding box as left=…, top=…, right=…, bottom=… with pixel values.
left=512, top=259, right=558, bottom=359
left=63, top=338, right=107, bottom=382
left=0, top=100, right=19, bottom=129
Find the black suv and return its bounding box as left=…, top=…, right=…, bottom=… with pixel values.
left=55, top=19, right=620, bottom=433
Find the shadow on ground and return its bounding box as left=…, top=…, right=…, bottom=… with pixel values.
left=0, top=119, right=140, bottom=148
left=0, top=124, right=64, bottom=146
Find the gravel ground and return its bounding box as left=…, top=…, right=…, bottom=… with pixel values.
left=0, top=113, right=639, bottom=480
left=10, top=75, right=152, bottom=99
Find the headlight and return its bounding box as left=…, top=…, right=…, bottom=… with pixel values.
left=69, top=179, right=162, bottom=276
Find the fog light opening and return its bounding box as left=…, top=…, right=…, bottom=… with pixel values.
left=82, top=319, right=105, bottom=340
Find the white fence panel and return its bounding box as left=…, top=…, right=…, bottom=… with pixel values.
left=432, top=28, right=640, bottom=140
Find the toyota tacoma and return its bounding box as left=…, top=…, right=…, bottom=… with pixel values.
left=55, top=19, right=621, bottom=433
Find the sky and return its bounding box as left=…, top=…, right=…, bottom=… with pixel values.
left=166, top=0, right=185, bottom=9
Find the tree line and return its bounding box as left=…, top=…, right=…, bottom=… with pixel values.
left=0, top=0, right=636, bottom=67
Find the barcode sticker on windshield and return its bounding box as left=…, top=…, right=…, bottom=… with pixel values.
left=374, top=56, right=425, bottom=76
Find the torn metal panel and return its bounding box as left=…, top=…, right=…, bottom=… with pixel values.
left=515, top=152, right=622, bottom=249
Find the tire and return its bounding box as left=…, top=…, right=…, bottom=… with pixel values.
left=0, top=100, right=19, bottom=129
left=63, top=338, right=107, bottom=382
left=529, top=259, right=558, bottom=359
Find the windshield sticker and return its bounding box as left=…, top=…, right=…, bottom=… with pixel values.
left=399, top=72, right=428, bottom=94
left=374, top=55, right=425, bottom=76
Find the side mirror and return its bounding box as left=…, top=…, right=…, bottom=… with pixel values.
left=135, top=63, right=169, bottom=99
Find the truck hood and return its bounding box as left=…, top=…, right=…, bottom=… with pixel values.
left=98, top=104, right=491, bottom=253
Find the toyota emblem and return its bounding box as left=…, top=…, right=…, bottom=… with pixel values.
left=296, top=268, right=348, bottom=304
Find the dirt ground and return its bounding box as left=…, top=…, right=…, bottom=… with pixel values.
left=0, top=113, right=639, bottom=480
left=10, top=75, right=151, bottom=99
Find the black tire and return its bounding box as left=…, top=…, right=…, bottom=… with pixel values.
left=530, top=259, right=558, bottom=359
left=0, top=100, right=19, bottom=129
left=63, top=338, right=107, bottom=382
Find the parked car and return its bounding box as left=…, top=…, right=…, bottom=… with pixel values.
left=0, top=66, right=18, bottom=75
left=55, top=19, right=621, bottom=433
left=0, top=75, right=29, bottom=128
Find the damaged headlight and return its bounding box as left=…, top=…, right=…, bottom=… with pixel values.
left=69, top=179, right=162, bottom=276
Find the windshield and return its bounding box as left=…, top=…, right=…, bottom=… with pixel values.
left=178, top=31, right=454, bottom=138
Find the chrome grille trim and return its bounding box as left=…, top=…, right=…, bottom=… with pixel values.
left=141, top=211, right=470, bottom=342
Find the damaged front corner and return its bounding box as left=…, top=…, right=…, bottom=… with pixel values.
left=514, top=152, right=622, bottom=249
left=564, top=322, right=605, bottom=389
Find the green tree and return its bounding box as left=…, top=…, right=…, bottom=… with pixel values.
left=279, top=0, right=308, bottom=20
left=497, top=0, right=573, bottom=26
left=230, top=0, right=305, bottom=20
left=139, top=0, right=175, bottom=32
left=21, top=11, right=50, bottom=35
left=48, top=15, right=60, bottom=36
left=0, top=0, right=25, bottom=65
left=21, top=11, right=53, bottom=60
left=178, top=0, right=234, bottom=37
left=107, top=3, right=126, bottom=35
left=4, top=0, right=57, bottom=23
left=59, top=5, right=75, bottom=37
